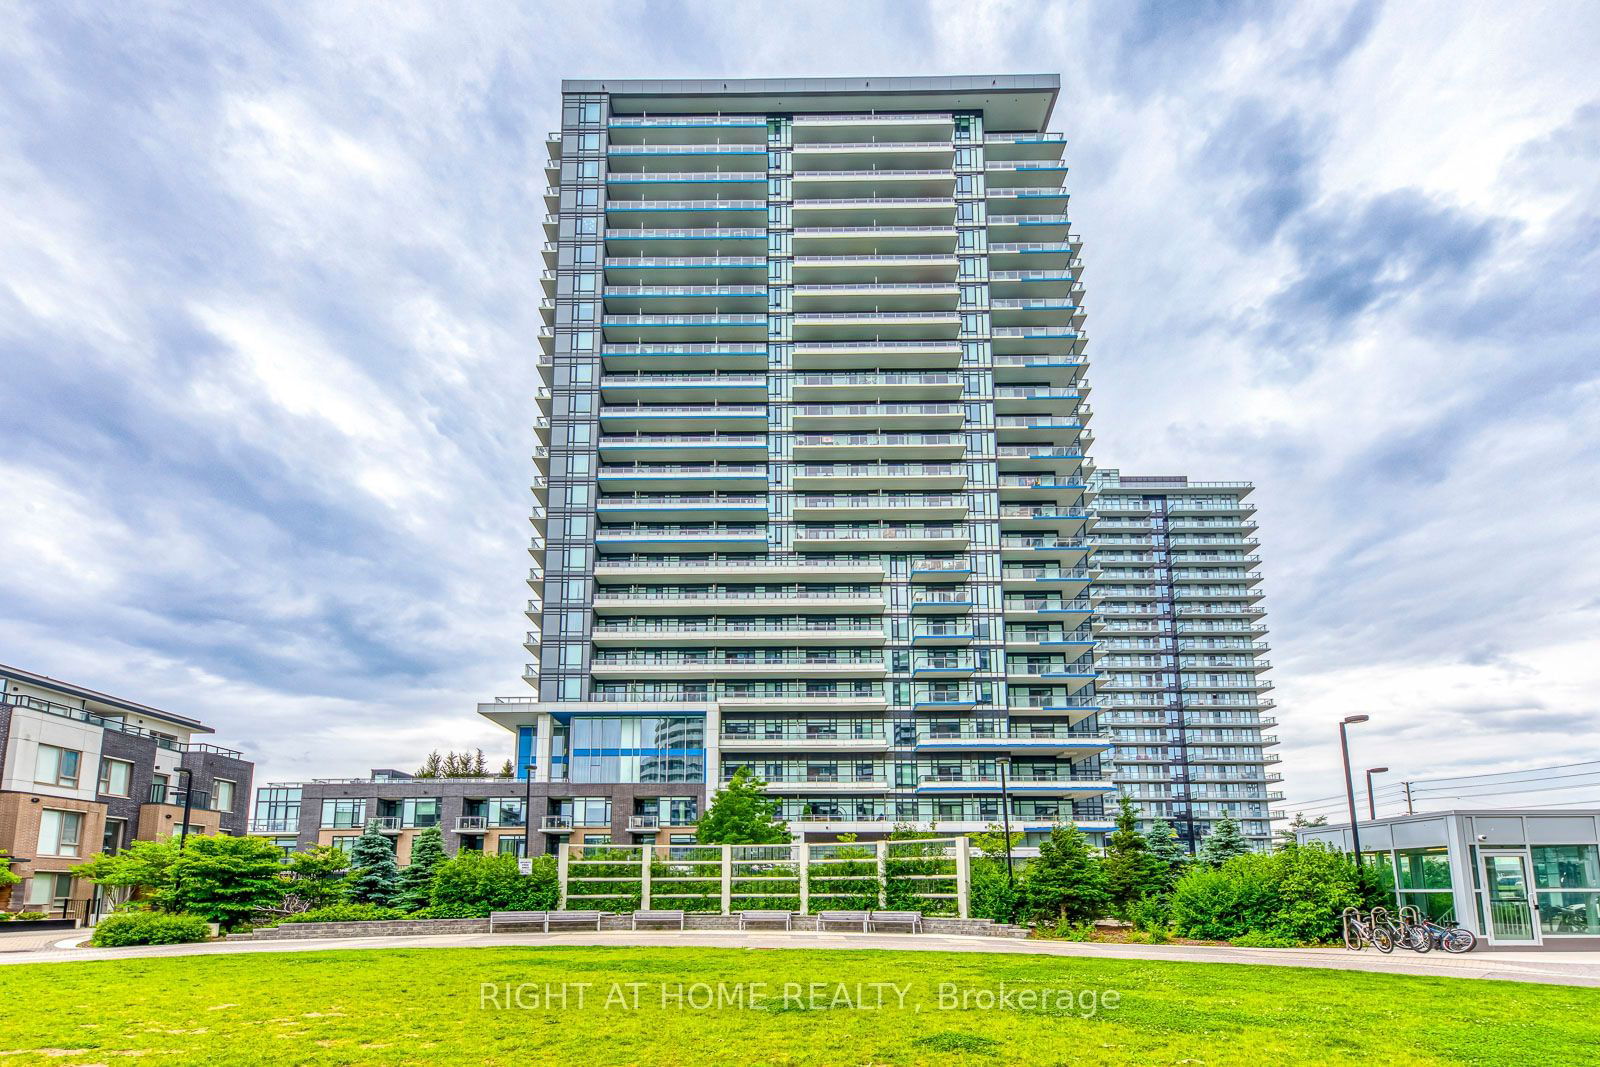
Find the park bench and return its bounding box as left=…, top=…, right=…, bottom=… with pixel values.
left=489, top=910, right=604, bottom=933
left=868, top=911, right=923, bottom=933
left=738, top=909, right=794, bottom=931
left=631, top=909, right=686, bottom=930
left=817, top=910, right=871, bottom=933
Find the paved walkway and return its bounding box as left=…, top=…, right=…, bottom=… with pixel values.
left=2, top=929, right=1598, bottom=986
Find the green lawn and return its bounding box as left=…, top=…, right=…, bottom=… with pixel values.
left=0, top=946, right=1594, bottom=1065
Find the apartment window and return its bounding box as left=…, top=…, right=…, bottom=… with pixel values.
left=38, top=809, right=85, bottom=856
left=213, top=779, right=236, bottom=812
left=25, top=872, right=72, bottom=909
left=149, top=773, right=170, bottom=804
left=98, top=757, right=133, bottom=797
left=34, top=744, right=81, bottom=788
left=321, top=798, right=368, bottom=829
left=102, top=817, right=128, bottom=854
left=583, top=834, right=612, bottom=845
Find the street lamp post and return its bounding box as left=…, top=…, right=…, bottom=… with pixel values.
left=995, top=755, right=1015, bottom=918
left=1365, top=767, right=1390, bottom=821
left=1339, top=715, right=1370, bottom=864
left=174, top=768, right=196, bottom=852
left=524, top=758, right=536, bottom=860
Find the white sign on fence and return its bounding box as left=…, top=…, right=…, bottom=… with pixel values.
left=518, top=858, right=534, bottom=876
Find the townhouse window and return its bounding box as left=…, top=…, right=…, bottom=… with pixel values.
left=149, top=773, right=170, bottom=804
left=38, top=809, right=84, bottom=856
left=34, top=744, right=81, bottom=788
left=25, top=872, right=72, bottom=909
left=213, top=779, right=236, bottom=812
left=98, top=757, right=133, bottom=797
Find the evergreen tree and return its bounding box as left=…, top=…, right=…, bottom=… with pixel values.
left=499, top=758, right=515, bottom=778
left=416, top=751, right=445, bottom=778
left=1144, top=819, right=1188, bottom=892
left=1276, top=811, right=1328, bottom=849
left=397, top=825, right=448, bottom=911
left=166, top=835, right=287, bottom=931
left=1197, top=814, right=1253, bottom=867
left=346, top=822, right=402, bottom=906
left=1023, top=822, right=1109, bottom=926
left=695, top=767, right=790, bottom=844
left=1102, top=795, right=1160, bottom=915
left=283, top=845, right=349, bottom=912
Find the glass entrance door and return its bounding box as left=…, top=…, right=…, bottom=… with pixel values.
left=1482, top=852, right=1541, bottom=944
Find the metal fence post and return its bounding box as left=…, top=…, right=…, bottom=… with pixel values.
left=876, top=840, right=888, bottom=908
left=720, top=845, right=733, bottom=915
left=955, top=835, right=971, bottom=919
left=557, top=841, right=570, bottom=907
left=640, top=842, right=652, bottom=909
left=797, top=840, right=809, bottom=915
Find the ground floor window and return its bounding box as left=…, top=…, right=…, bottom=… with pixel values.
left=25, top=872, right=72, bottom=909
left=1533, top=845, right=1600, bottom=935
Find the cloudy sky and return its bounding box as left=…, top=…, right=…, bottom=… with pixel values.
left=3, top=1, right=1597, bottom=814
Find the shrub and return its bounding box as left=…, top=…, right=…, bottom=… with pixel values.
left=90, top=912, right=211, bottom=947
left=1127, top=895, right=1169, bottom=934
left=275, top=903, right=409, bottom=925
left=1050, top=918, right=1095, bottom=941
left=1169, top=843, right=1365, bottom=945
left=969, top=856, right=1020, bottom=925
left=0, top=912, right=10, bottom=922
left=13, top=912, right=48, bottom=922
left=429, top=851, right=558, bottom=917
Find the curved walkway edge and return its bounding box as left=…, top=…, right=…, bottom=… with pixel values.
left=1, top=929, right=1597, bottom=987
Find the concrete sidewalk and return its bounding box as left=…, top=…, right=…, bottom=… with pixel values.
left=2, top=928, right=1598, bottom=986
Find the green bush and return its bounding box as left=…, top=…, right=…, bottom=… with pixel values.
left=429, top=851, right=558, bottom=917
left=13, top=912, right=48, bottom=922
left=0, top=912, right=10, bottom=921
left=1170, top=843, right=1364, bottom=945
left=90, top=912, right=211, bottom=947
left=276, top=903, right=409, bottom=925
left=968, top=856, right=1020, bottom=924
left=1127, top=895, right=1170, bottom=934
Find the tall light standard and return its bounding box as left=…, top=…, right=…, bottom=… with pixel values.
left=1365, top=767, right=1390, bottom=821
left=523, top=756, right=536, bottom=860
left=1339, top=715, right=1369, bottom=863
left=994, top=754, right=1015, bottom=916
left=174, top=767, right=196, bottom=852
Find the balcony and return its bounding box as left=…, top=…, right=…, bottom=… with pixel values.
left=1000, top=536, right=1092, bottom=561
left=792, top=432, right=965, bottom=460
left=1000, top=566, right=1093, bottom=593
left=599, top=373, right=768, bottom=403
left=910, top=558, right=974, bottom=582
left=792, top=112, right=954, bottom=142
left=601, top=342, right=767, bottom=372
left=599, top=403, right=768, bottom=432
left=909, top=591, right=976, bottom=614
left=792, top=402, right=963, bottom=431
left=792, top=168, right=956, bottom=197
left=592, top=652, right=887, bottom=679
left=793, top=140, right=955, bottom=168
left=738, top=773, right=891, bottom=794
left=793, top=494, right=968, bottom=522
left=720, top=729, right=889, bottom=752
left=594, top=494, right=768, bottom=522
left=600, top=283, right=766, bottom=314
left=997, top=474, right=1088, bottom=501
left=454, top=816, right=488, bottom=834
left=914, top=773, right=1116, bottom=796
left=995, top=445, right=1087, bottom=474
left=604, top=227, right=766, bottom=257
left=791, top=254, right=958, bottom=284
left=592, top=619, right=887, bottom=647
left=593, top=525, right=769, bottom=553
left=592, top=588, right=884, bottom=616
left=606, top=144, right=767, bottom=171
left=791, top=198, right=956, bottom=226
left=911, top=624, right=976, bottom=646
left=594, top=558, right=884, bottom=584
left=791, top=339, right=963, bottom=374
left=607, top=170, right=768, bottom=198
left=993, top=386, right=1085, bottom=414
left=598, top=464, right=768, bottom=491
left=597, top=434, right=768, bottom=462
left=369, top=817, right=402, bottom=834
left=1004, top=597, right=1095, bottom=623
left=540, top=816, right=574, bottom=833
left=991, top=353, right=1086, bottom=384
left=793, top=224, right=957, bottom=257
left=794, top=525, right=970, bottom=552
left=793, top=310, right=961, bottom=339
left=602, top=312, right=766, bottom=343
left=914, top=730, right=1111, bottom=756
left=603, top=256, right=766, bottom=285
left=606, top=116, right=767, bottom=144
left=603, top=199, right=766, bottom=226
left=793, top=462, right=966, bottom=491
left=791, top=281, right=959, bottom=313
left=999, top=505, right=1092, bottom=532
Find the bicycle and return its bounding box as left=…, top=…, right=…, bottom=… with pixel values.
left=1341, top=908, right=1394, bottom=953
left=1376, top=905, right=1432, bottom=952
left=1415, top=917, right=1478, bottom=953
